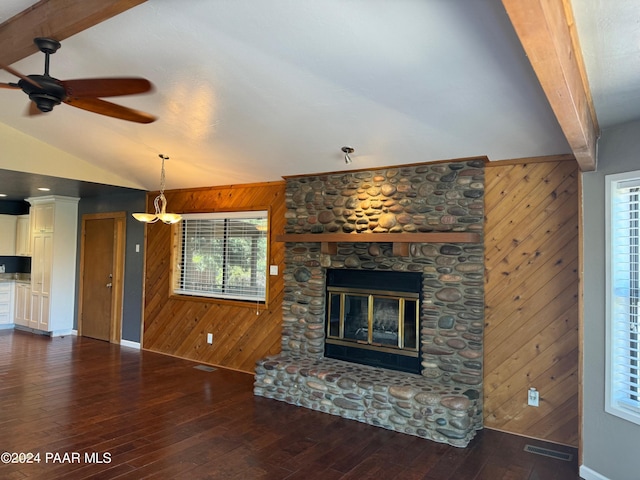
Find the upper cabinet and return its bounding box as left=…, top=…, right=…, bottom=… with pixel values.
left=15, top=214, right=31, bottom=257
left=31, top=202, right=55, bottom=233
left=0, top=215, right=18, bottom=255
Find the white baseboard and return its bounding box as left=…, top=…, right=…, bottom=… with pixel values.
left=580, top=464, right=610, bottom=480
left=120, top=339, right=141, bottom=350
left=0, top=323, right=15, bottom=330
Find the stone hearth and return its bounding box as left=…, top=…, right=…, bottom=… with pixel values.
left=254, top=160, right=485, bottom=447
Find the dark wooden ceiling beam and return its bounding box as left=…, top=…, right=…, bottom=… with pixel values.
left=0, top=0, right=147, bottom=66
left=502, top=0, right=599, bottom=172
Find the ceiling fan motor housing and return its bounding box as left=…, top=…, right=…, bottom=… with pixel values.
left=19, top=75, right=65, bottom=112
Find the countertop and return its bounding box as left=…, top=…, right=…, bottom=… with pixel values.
left=0, top=273, right=31, bottom=283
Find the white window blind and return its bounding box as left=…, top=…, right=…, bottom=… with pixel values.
left=174, top=211, right=268, bottom=302
left=607, top=172, right=640, bottom=425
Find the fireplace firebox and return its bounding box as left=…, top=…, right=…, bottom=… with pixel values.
left=325, top=269, right=422, bottom=374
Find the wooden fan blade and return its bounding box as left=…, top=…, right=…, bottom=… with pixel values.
left=64, top=97, right=156, bottom=124
left=0, top=82, right=20, bottom=89
left=62, top=78, right=153, bottom=98
left=27, top=101, right=43, bottom=116
left=0, top=62, right=41, bottom=89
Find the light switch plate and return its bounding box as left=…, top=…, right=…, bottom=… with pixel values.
left=269, top=265, right=278, bottom=276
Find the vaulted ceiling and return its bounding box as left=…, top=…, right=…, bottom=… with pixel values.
left=0, top=0, right=633, bottom=200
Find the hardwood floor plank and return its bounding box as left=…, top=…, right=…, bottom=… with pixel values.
left=0, top=331, right=580, bottom=480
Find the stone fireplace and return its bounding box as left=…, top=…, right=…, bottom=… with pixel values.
left=254, top=160, right=485, bottom=447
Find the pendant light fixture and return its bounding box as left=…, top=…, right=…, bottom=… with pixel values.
left=132, top=154, right=182, bottom=224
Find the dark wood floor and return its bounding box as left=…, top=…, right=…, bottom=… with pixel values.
left=0, top=330, right=580, bottom=479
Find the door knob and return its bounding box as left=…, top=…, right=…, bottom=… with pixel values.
left=106, top=282, right=112, bottom=288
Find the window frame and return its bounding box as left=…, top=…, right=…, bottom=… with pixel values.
left=606, top=170, right=640, bottom=426
left=171, top=209, right=270, bottom=305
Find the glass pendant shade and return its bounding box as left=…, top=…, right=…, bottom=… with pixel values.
left=132, top=212, right=157, bottom=223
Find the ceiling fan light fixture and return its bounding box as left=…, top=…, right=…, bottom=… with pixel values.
left=30, top=93, right=61, bottom=112
left=132, top=154, right=182, bottom=225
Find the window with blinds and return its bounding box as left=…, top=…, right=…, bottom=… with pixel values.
left=606, top=171, right=640, bottom=425
left=173, top=211, right=268, bottom=302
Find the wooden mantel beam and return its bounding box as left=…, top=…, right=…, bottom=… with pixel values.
left=0, top=0, right=147, bottom=67
left=502, top=0, right=599, bottom=172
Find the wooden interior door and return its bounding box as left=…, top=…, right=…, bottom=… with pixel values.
left=80, top=217, right=116, bottom=341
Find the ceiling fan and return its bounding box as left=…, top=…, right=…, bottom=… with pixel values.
left=0, top=37, right=156, bottom=124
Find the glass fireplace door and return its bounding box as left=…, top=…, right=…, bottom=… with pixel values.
left=326, top=287, right=419, bottom=355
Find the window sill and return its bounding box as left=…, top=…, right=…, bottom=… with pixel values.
left=170, top=292, right=267, bottom=310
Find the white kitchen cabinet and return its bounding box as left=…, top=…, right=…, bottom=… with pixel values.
left=31, top=202, right=54, bottom=233
left=30, top=233, right=52, bottom=331
left=26, top=196, right=79, bottom=335
left=0, top=215, right=17, bottom=255
left=0, top=282, right=15, bottom=326
left=15, top=214, right=31, bottom=256
left=14, top=282, right=31, bottom=327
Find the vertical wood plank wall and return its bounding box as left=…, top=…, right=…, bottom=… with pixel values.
left=484, top=158, right=579, bottom=446
left=141, top=158, right=580, bottom=447
left=142, top=181, right=286, bottom=373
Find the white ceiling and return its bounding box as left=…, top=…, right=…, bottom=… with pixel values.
left=0, top=1, right=635, bottom=195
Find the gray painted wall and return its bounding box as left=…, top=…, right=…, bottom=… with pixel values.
left=583, top=120, right=640, bottom=480
left=75, top=192, right=146, bottom=343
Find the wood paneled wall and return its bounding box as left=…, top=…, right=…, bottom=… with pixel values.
left=142, top=181, right=286, bottom=373
left=484, top=158, right=579, bottom=446
left=140, top=158, right=580, bottom=447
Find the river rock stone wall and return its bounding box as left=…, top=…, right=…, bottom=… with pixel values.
left=284, top=160, right=485, bottom=235
left=255, top=159, right=485, bottom=447
left=280, top=241, right=485, bottom=388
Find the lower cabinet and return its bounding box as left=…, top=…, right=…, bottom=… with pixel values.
left=14, top=282, right=31, bottom=327
left=0, top=282, right=15, bottom=326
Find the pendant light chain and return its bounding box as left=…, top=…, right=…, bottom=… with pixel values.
left=159, top=154, right=168, bottom=195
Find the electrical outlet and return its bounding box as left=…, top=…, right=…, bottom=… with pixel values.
left=206, top=333, right=213, bottom=344
left=528, top=388, right=539, bottom=407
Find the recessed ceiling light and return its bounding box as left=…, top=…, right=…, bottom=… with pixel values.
left=37, top=188, right=50, bottom=192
